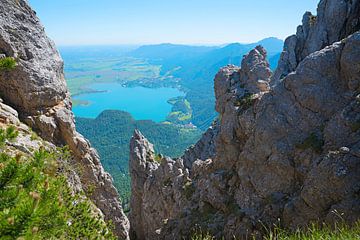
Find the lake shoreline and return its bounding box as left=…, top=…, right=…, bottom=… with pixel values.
left=72, top=82, right=185, bottom=122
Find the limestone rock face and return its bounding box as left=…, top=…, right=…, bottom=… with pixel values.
left=273, top=0, right=360, bottom=82
left=0, top=0, right=129, bottom=238
left=129, top=130, right=191, bottom=240
left=129, top=0, right=360, bottom=238
left=0, top=0, right=68, bottom=113
left=182, top=122, right=219, bottom=169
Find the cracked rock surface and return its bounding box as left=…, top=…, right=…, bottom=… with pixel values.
left=0, top=0, right=130, bottom=238
left=129, top=0, right=360, bottom=239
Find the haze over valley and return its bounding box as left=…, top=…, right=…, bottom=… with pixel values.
left=60, top=38, right=284, bottom=205
left=3, top=0, right=359, bottom=239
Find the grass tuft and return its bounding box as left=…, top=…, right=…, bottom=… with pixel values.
left=265, top=222, right=360, bottom=240
left=0, top=57, right=17, bottom=71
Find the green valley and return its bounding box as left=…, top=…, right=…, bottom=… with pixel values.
left=61, top=38, right=283, bottom=129
left=75, top=110, right=202, bottom=211
left=62, top=40, right=283, bottom=206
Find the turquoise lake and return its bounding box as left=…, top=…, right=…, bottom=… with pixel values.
left=72, top=83, right=184, bottom=122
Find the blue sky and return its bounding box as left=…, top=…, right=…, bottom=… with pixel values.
left=28, top=0, right=318, bottom=46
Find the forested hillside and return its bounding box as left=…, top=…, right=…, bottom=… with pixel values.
left=76, top=110, right=202, bottom=210
left=129, top=38, right=283, bottom=129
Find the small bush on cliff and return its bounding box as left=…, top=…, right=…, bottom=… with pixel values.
left=309, top=15, right=317, bottom=26
left=296, top=132, right=324, bottom=153
left=154, top=153, right=163, bottom=163
left=0, top=126, right=19, bottom=147
left=350, top=120, right=360, bottom=132
left=0, top=57, right=17, bottom=71
left=183, top=181, right=195, bottom=200
left=191, top=230, right=215, bottom=240
left=234, top=93, right=256, bottom=110
left=0, top=129, right=116, bottom=239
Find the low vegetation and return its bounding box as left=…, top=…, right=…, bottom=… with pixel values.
left=0, top=126, right=19, bottom=147
left=191, top=222, right=360, bottom=240
left=350, top=120, right=360, bottom=132
left=296, top=132, right=324, bottom=153
left=166, top=97, right=193, bottom=124
left=0, top=126, right=115, bottom=239
left=0, top=57, right=17, bottom=71
left=183, top=181, right=195, bottom=200
left=191, top=230, right=215, bottom=240
left=265, top=222, right=360, bottom=240
left=234, top=93, right=256, bottom=110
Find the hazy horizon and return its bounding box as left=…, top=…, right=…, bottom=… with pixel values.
left=28, top=0, right=318, bottom=46
left=57, top=37, right=283, bottom=48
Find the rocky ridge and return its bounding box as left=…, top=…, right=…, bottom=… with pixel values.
left=273, top=0, right=360, bottom=82
left=129, top=0, right=360, bottom=239
left=0, top=0, right=129, bottom=238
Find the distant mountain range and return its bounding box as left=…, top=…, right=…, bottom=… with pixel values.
left=130, top=37, right=283, bottom=69
left=128, top=37, right=284, bottom=129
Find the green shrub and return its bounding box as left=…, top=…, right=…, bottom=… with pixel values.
left=296, top=132, right=324, bottom=153
left=0, top=126, right=19, bottom=147
left=5, top=126, right=19, bottom=141
left=0, top=142, right=116, bottom=239
left=350, top=120, right=360, bottom=132
left=234, top=93, right=256, bottom=110
left=183, top=181, right=195, bottom=200
left=154, top=153, right=162, bottom=163
left=0, top=57, right=17, bottom=71
left=191, top=230, right=215, bottom=240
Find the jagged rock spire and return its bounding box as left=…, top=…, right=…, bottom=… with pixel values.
left=128, top=0, right=360, bottom=238
left=272, top=0, right=360, bottom=83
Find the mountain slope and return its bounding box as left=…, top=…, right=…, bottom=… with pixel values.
left=0, top=0, right=129, bottom=238
left=0, top=101, right=116, bottom=239
left=128, top=0, right=360, bottom=239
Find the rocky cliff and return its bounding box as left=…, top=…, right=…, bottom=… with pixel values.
left=273, top=0, right=360, bottom=82
left=129, top=0, right=360, bottom=239
left=0, top=0, right=129, bottom=239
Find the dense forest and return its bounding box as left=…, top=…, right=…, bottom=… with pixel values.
left=76, top=110, right=202, bottom=210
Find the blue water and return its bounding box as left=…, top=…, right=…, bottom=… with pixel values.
left=72, top=83, right=184, bottom=122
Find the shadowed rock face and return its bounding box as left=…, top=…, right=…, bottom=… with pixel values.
left=129, top=0, right=360, bottom=239
left=0, top=0, right=129, bottom=238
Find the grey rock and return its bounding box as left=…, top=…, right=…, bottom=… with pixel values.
left=129, top=2, right=360, bottom=238
left=129, top=43, right=275, bottom=239
left=0, top=0, right=129, bottom=238
left=182, top=121, right=219, bottom=169
left=0, top=0, right=68, bottom=113
left=273, top=0, right=360, bottom=83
